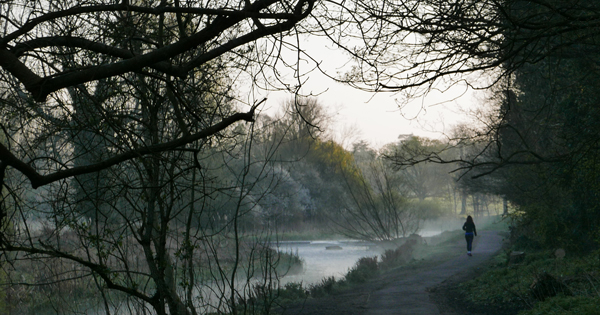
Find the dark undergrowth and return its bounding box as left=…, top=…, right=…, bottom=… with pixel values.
left=457, top=248, right=600, bottom=315
left=235, top=238, right=428, bottom=314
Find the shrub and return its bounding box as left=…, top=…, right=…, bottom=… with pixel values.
left=461, top=248, right=600, bottom=313
left=519, top=296, right=600, bottom=315
left=277, top=282, right=308, bottom=303
left=380, top=239, right=417, bottom=269
left=345, top=256, right=378, bottom=284
left=380, top=248, right=401, bottom=269
left=308, top=276, right=338, bottom=298
left=276, top=250, right=304, bottom=276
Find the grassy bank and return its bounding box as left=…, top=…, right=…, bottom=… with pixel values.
left=247, top=215, right=511, bottom=314
left=269, top=226, right=477, bottom=312
left=450, top=215, right=600, bottom=315
left=459, top=248, right=600, bottom=315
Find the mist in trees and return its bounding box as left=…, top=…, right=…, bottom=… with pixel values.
left=483, top=46, right=600, bottom=250
left=1, top=0, right=598, bottom=314
left=0, top=1, right=316, bottom=313
left=346, top=0, right=600, bottom=252
left=438, top=0, right=600, bottom=251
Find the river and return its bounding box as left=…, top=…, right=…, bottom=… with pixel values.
left=274, top=240, right=382, bottom=286
left=274, top=230, right=444, bottom=286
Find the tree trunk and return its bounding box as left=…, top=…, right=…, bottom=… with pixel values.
left=472, top=194, right=479, bottom=217
left=460, top=190, right=467, bottom=215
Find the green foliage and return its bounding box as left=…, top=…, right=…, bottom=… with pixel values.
left=514, top=198, right=590, bottom=251
left=519, top=296, right=600, bottom=315
left=253, top=98, right=373, bottom=230
left=345, top=256, right=379, bottom=284
left=511, top=234, right=542, bottom=251
left=409, top=199, right=444, bottom=221
left=0, top=269, right=6, bottom=314
left=308, top=276, right=340, bottom=298
left=471, top=0, right=600, bottom=252
left=312, top=140, right=360, bottom=178
left=276, top=282, right=309, bottom=303
left=276, top=250, right=305, bottom=276
left=460, top=249, right=600, bottom=313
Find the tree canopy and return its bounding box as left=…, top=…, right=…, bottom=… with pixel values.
left=1, top=0, right=600, bottom=313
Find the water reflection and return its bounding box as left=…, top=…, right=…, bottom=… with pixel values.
left=274, top=240, right=383, bottom=286
left=274, top=230, right=444, bottom=286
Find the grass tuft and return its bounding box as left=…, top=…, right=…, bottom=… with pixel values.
left=458, top=249, right=600, bottom=314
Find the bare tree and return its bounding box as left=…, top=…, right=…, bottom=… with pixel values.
left=330, top=152, right=421, bottom=241
left=3, top=0, right=597, bottom=188
left=4, top=0, right=596, bottom=312
left=0, top=0, right=317, bottom=191
left=0, top=0, right=315, bottom=102
left=0, top=1, right=314, bottom=313
left=1, top=82, right=295, bottom=314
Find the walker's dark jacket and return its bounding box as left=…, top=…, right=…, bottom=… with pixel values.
left=462, top=222, right=477, bottom=235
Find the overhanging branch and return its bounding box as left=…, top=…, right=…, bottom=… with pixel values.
left=2, top=243, right=153, bottom=304
left=0, top=0, right=313, bottom=101
left=0, top=106, right=258, bottom=189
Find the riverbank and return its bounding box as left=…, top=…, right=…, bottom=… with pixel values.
left=443, top=247, right=600, bottom=315
left=279, top=228, right=507, bottom=315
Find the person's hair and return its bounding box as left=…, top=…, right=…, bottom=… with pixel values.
left=466, top=215, right=474, bottom=224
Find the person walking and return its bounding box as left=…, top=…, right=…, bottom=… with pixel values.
left=462, top=215, right=477, bottom=256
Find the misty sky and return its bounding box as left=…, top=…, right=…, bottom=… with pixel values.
left=267, top=73, right=479, bottom=149
left=253, top=36, right=482, bottom=149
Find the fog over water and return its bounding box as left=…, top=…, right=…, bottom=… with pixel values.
left=275, top=240, right=383, bottom=286
left=275, top=229, right=447, bottom=286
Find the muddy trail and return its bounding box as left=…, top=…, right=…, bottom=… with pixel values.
left=281, top=230, right=505, bottom=315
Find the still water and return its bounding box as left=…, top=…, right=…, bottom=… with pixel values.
left=274, top=230, right=443, bottom=286
left=274, top=240, right=383, bottom=286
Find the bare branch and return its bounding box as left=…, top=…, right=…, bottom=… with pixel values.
left=1, top=107, right=257, bottom=189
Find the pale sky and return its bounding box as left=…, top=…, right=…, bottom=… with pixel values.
left=260, top=69, right=480, bottom=150
left=251, top=36, right=483, bottom=150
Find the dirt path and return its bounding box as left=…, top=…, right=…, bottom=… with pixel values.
left=363, top=230, right=503, bottom=315
left=282, top=230, right=504, bottom=315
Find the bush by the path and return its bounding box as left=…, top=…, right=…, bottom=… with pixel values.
left=345, top=256, right=379, bottom=284
left=519, top=296, right=600, bottom=315
left=458, top=249, right=600, bottom=314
